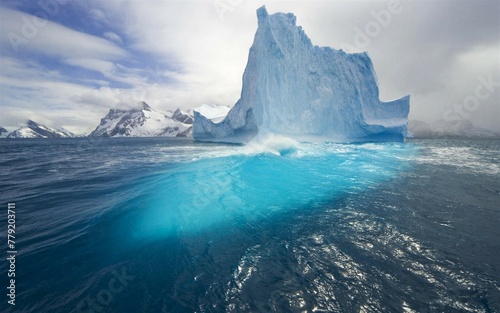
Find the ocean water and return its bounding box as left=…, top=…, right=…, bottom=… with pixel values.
left=0, top=137, right=498, bottom=313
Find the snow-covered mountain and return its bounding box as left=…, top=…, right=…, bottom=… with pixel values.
left=7, top=120, right=74, bottom=138
left=89, top=102, right=192, bottom=138
left=193, top=104, right=230, bottom=124
left=0, top=127, right=9, bottom=138
left=408, top=119, right=500, bottom=138
left=194, top=6, right=409, bottom=143
left=171, top=108, right=194, bottom=124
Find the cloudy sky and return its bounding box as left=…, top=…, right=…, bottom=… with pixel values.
left=0, top=0, right=498, bottom=134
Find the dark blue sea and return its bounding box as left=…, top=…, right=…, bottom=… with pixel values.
left=0, top=137, right=499, bottom=313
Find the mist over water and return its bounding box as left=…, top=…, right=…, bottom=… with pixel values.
left=0, top=138, right=498, bottom=312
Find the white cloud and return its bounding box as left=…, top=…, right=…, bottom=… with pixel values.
left=60, top=57, right=149, bottom=87
left=63, top=58, right=116, bottom=77
left=0, top=56, right=107, bottom=134
left=89, top=8, right=110, bottom=25
left=96, top=0, right=257, bottom=108
left=103, top=31, right=123, bottom=44
left=0, top=7, right=127, bottom=59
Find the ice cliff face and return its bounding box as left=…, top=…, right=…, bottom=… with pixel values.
left=193, top=6, right=409, bottom=143
left=89, top=102, right=192, bottom=138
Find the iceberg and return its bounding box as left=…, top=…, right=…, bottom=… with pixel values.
left=193, top=6, right=410, bottom=143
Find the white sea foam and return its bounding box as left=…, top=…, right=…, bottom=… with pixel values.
left=416, top=145, right=500, bottom=175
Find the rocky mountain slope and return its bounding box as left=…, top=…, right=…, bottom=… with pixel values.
left=6, top=120, right=74, bottom=138
left=89, top=102, right=192, bottom=137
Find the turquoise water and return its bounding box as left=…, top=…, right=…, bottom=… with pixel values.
left=132, top=140, right=414, bottom=242
left=0, top=138, right=498, bottom=312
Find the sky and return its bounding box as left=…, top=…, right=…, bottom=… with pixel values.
left=0, top=0, right=499, bottom=135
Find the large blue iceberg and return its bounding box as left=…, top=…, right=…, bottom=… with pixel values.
left=194, top=6, right=410, bottom=143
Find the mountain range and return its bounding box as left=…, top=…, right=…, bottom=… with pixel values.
left=89, top=102, right=193, bottom=138
left=5, top=120, right=75, bottom=138
left=1, top=103, right=231, bottom=139
left=1, top=103, right=497, bottom=139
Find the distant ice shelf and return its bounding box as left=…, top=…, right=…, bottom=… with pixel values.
left=193, top=6, right=410, bottom=143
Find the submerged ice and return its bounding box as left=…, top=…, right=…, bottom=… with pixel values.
left=133, top=141, right=415, bottom=241
left=194, top=6, right=410, bottom=143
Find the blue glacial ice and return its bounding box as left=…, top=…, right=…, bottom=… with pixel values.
left=193, top=6, right=410, bottom=143
left=131, top=140, right=416, bottom=241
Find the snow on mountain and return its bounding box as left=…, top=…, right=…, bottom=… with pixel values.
left=58, top=127, right=82, bottom=138
left=0, top=127, right=9, bottom=138
left=408, top=119, right=500, bottom=138
left=7, top=127, right=41, bottom=138
left=193, top=104, right=230, bottom=124
left=7, top=120, right=74, bottom=138
left=194, top=6, right=409, bottom=143
left=89, top=102, right=192, bottom=138
left=172, top=108, right=194, bottom=124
